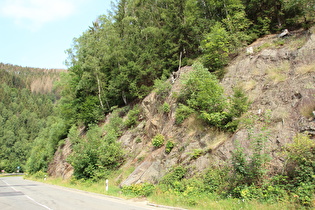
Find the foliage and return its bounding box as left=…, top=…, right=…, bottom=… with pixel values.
left=222, top=2, right=252, bottom=49
left=231, top=115, right=271, bottom=188
left=159, top=166, right=187, bottom=192
left=175, top=104, right=194, bottom=125
left=151, top=131, right=315, bottom=208
left=77, top=95, right=104, bottom=126
left=202, top=166, right=228, bottom=193
left=124, top=105, right=141, bottom=128
left=201, top=1, right=252, bottom=75
left=26, top=116, right=67, bottom=174
left=122, top=183, right=155, bottom=197
left=61, top=0, right=313, bottom=128
left=284, top=134, right=315, bottom=175
left=178, top=63, right=249, bottom=131
left=282, top=134, right=315, bottom=206
left=189, top=149, right=205, bottom=160
left=1, top=1, right=314, bottom=204
left=184, top=63, right=227, bottom=113
left=162, top=102, right=171, bottom=113
left=201, top=22, right=231, bottom=72
left=165, top=141, right=175, bottom=154
left=57, top=0, right=313, bottom=129
left=68, top=119, right=125, bottom=181
left=0, top=68, right=62, bottom=173
left=153, top=76, right=172, bottom=100
left=152, top=134, right=165, bottom=148
left=228, top=87, right=251, bottom=118
left=30, top=171, right=48, bottom=180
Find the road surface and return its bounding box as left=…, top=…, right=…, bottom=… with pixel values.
left=0, top=176, right=168, bottom=210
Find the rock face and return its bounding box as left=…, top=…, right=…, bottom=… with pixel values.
left=48, top=139, right=73, bottom=179
left=49, top=28, right=315, bottom=184
left=119, top=28, right=315, bottom=185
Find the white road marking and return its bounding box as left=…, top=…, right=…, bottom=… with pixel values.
left=24, top=195, right=53, bottom=210
left=1, top=179, right=53, bottom=210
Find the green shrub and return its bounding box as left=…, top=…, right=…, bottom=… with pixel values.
left=231, top=123, right=270, bottom=188
left=68, top=125, right=125, bottom=181
left=122, top=183, right=155, bottom=197
left=165, top=141, right=174, bottom=154
left=224, top=133, right=315, bottom=207
left=153, top=76, right=172, bottom=100
left=231, top=185, right=262, bottom=200
left=177, top=62, right=250, bottom=131
left=108, top=109, right=124, bottom=135
left=159, top=166, right=187, bottom=191
left=77, top=95, right=103, bottom=126
left=190, top=149, right=205, bottom=160
left=203, top=167, right=228, bottom=194
left=31, top=171, right=48, bottom=179
left=152, top=134, right=165, bottom=148
left=124, top=105, right=141, bottom=128
left=284, top=134, right=315, bottom=184
left=282, top=134, right=315, bottom=207
left=184, top=63, right=227, bottom=114
left=228, top=87, right=250, bottom=118
left=201, top=22, right=230, bottom=72
left=162, top=102, right=171, bottom=113
left=200, top=111, right=230, bottom=128
left=293, top=183, right=315, bottom=207
left=260, top=181, right=288, bottom=202
left=175, top=104, right=194, bottom=124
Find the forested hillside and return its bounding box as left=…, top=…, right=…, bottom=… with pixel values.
left=61, top=0, right=314, bottom=126
left=0, top=64, right=64, bottom=172
left=0, top=63, right=64, bottom=94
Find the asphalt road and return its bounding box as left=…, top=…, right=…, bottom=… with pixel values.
left=0, top=176, right=168, bottom=210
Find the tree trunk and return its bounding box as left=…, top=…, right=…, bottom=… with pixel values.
left=96, top=74, right=104, bottom=109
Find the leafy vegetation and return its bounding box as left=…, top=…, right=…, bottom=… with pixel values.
left=152, top=134, right=165, bottom=148
left=177, top=63, right=250, bottom=131
left=175, top=104, right=194, bottom=125
left=0, top=67, right=63, bottom=173
left=26, top=116, right=67, bottom=174
left=124, top=105, right=141, bottom=128
left=62, top=0, right=314, bottom=127
left=68, top=110, right=125, bottom=181
left=165, top=140, right=175, bottom=154
left=122, top=183, right=155, bottom=197
left=161, top=102, right=171, bottom=114
left=120, top=132, right=315, bottom=209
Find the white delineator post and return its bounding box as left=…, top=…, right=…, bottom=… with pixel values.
left=105, top=179, right=109, bottom=192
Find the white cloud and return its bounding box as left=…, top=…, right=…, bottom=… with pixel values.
left=0, top=0, right=79, bottom=30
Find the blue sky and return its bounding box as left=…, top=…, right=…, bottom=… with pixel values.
left=0, top=0, right=113, bottom=69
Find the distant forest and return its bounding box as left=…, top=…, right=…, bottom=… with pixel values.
left=0, top=63, right=64, bottom=172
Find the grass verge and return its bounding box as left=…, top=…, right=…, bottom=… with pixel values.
left=25, top=175, right=299, bottom=210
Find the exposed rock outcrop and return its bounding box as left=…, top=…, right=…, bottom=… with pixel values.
left=49, top=28, right=315, bottom=185
left=48, top=139, right=73, bottom=179
left=119, top=28, right=315, bottom=185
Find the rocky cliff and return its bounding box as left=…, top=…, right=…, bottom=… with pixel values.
left=49, top=27, right=315, bottom=185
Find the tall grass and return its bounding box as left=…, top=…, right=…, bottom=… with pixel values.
left=147, top=190, right=296, bottom=210
left=26, top=174, right=299, bottom=210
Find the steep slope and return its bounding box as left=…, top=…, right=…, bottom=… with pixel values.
left=118, top=28, right=315, bottom=185
left=219, top=28, right=315, bottom=165
left=49, top=27, right=315, bottom=185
